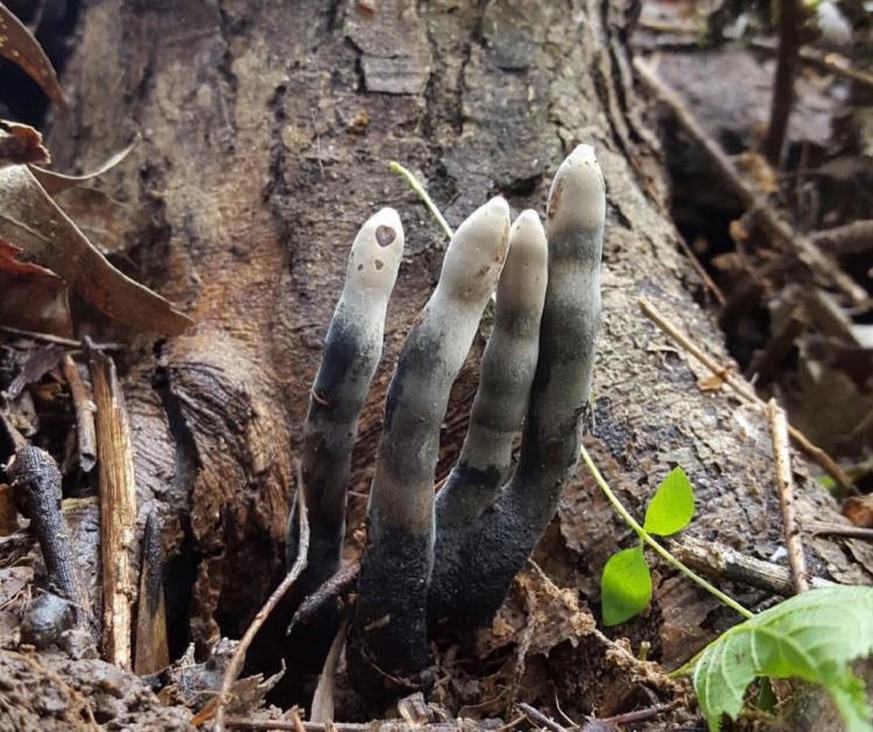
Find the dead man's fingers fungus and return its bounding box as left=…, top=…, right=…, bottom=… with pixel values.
left=430, top=144, right=606, bottom=631
left=348, top=197, right=511, bottom=697
left=430, top=209, right=548, bottom=623
left=287, top=208, right=404, bottom=592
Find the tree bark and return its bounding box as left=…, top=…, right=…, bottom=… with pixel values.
left=47, top=0, right=872, bottom=703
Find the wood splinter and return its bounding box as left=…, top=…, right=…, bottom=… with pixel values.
left=89, top=344, right=137, bottom=670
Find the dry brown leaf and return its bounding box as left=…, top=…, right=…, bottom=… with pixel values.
left=0, top=2, right=68, bottom=110
left=0, top=120, right=50, bottom=166
left=30, top=138, right=138, bottom=195
left=0, top=165, right=192, bottom=335
left=0, top=237, right=72, bottom=336
left=842, top=495, right=873, bottom=528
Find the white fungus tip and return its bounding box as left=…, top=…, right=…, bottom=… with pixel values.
left=546, top=144, right=606, bottom=234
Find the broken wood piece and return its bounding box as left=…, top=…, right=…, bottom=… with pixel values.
left=213, top=461, right=310, bottom=732
left=670, top=535, right=833, bottom=596
left=6, top=342, right=64, bottom=400
left=134, top=509, right=169, bottom=675
left=6, top=444, right=90, bottom=620
left=766, top=399, right=809, bottom=593
left=638, top=296, right=853, bottom=492
left=310, top=617, right=349, bottom=723
left=89, top=346, right=137, bottom=669
left=633, top=59, right=868, bottom=307
left=224, top=719, right=503, bottom=732
left=807, top=521, right=873, bottom=541
left=60, top=355, right=97, bottom=474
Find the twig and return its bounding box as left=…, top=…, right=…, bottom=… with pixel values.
left=0, top=324, right=123, bottom=350
left=60, top=355, right=97, bottom=473
left=670, top=535, right=833, bottom=596
left=596, top=702, right=677, bottom=727
left=766, top=399, right=809, bottom=593
left=762, top=0, right=805, bottom=166
left=214, top=460, right=310, bottom=732
left=388, top=161, right=453, bottom=240
left=638, top=296, right=853, bottom=492
left=810, top=220, right=873, bottom=257
left=751, top=39, right=873, bottom=92
left=518, top=702, right=569, bottom=732
left=89, top=346, right=137, bottom=669
left=225, top=720, right=495, bottom=732
left=807, top=521, right=873, bottom=541
left=634, top=59, right=868, bottom=307
left=6, top=445, right=89, bottom=620
left=288, top=558, right=359, bottom=633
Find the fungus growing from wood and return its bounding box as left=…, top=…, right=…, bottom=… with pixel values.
left=287, top=144, right=606, bottom=705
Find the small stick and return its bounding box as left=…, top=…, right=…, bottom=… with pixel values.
left=6, top=445, right=89, bottom=620
left=89, top=346, right=137, bottom=669
left=60, top=355, right=97, bottom=473
left=133, top=509, right=169, bottom=674
left=807, top=521, right=873, bottom=541
left=225, top=720, right=494, bottom=732
left=596, top=703, right=676, bottom=726
left=518, top=703, right=569, bottom=732
left=670, top=535, right=833, bottom=596
left=634, top=59, right=868, bottom=307
left=810, top=220, right=873, bottom=257
left=287, top=559, right=359, bottom=633
left=638, top=296, right=853, bottom=492
left=0, top=324, right=123, bottom=350
left=213, top=461, right=310, bottom=732
left=766, top=399, right=809, bottom=593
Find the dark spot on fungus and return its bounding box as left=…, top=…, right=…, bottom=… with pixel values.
left=375, top=225, right=396, bottom=247
left=375, top=259, right=384, bottom=271
left=358, top=264, right=364, bottom=271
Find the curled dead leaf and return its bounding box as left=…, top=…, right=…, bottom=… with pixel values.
left=0, top=165, right=192, bottom=335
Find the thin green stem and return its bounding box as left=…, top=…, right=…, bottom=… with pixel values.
left=579, top=444, right=754, bottom=621
left=388, top=161, right=454, bottom=239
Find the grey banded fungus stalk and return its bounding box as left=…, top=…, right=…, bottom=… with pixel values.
left=348, top=197, right=511, bottom=697
left=429, top=144, right=606, bottom=630
left=430, top=209, right=548, bottom=622
left=287, top=208, right=404, bottom=593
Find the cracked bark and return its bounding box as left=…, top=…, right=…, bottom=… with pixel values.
left=46, top=0, right=872, bottom=704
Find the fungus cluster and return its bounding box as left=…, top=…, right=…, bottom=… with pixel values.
left=288, top=144, right=606, bottom=704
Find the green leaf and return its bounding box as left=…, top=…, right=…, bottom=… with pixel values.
left=643, top=466, right=694, bottom=536
left=600, top=543, right=652, bottom=626
left=693, top=586, right=873, bottom=732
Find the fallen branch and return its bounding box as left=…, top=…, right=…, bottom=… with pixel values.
left=213, top=461, right=310, bottom=732
left=60, top=355, right=97, bottom=474
left=634, top=59, right=868, bottom=307
left=810, top=220, right=873, bottom=257
left=807, top=521, right=873, bottom=541
left=639, top=296, right=853, bottom=492
left=670, top=536, right=833, bottom=597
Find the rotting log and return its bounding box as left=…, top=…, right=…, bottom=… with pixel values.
left=44, top=0, right=873, bottom=716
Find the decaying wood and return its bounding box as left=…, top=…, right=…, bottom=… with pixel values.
left=638, top=296, right=852, bottom=491
left=89, top=347, right=137, bottom=670
left=6, top=444, right=89, bottom=619
left=134, top=509, right=169, bottom=675
left=60, top=355, right=97, bottom=474
left=214, top=470, right=310, bottom=732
